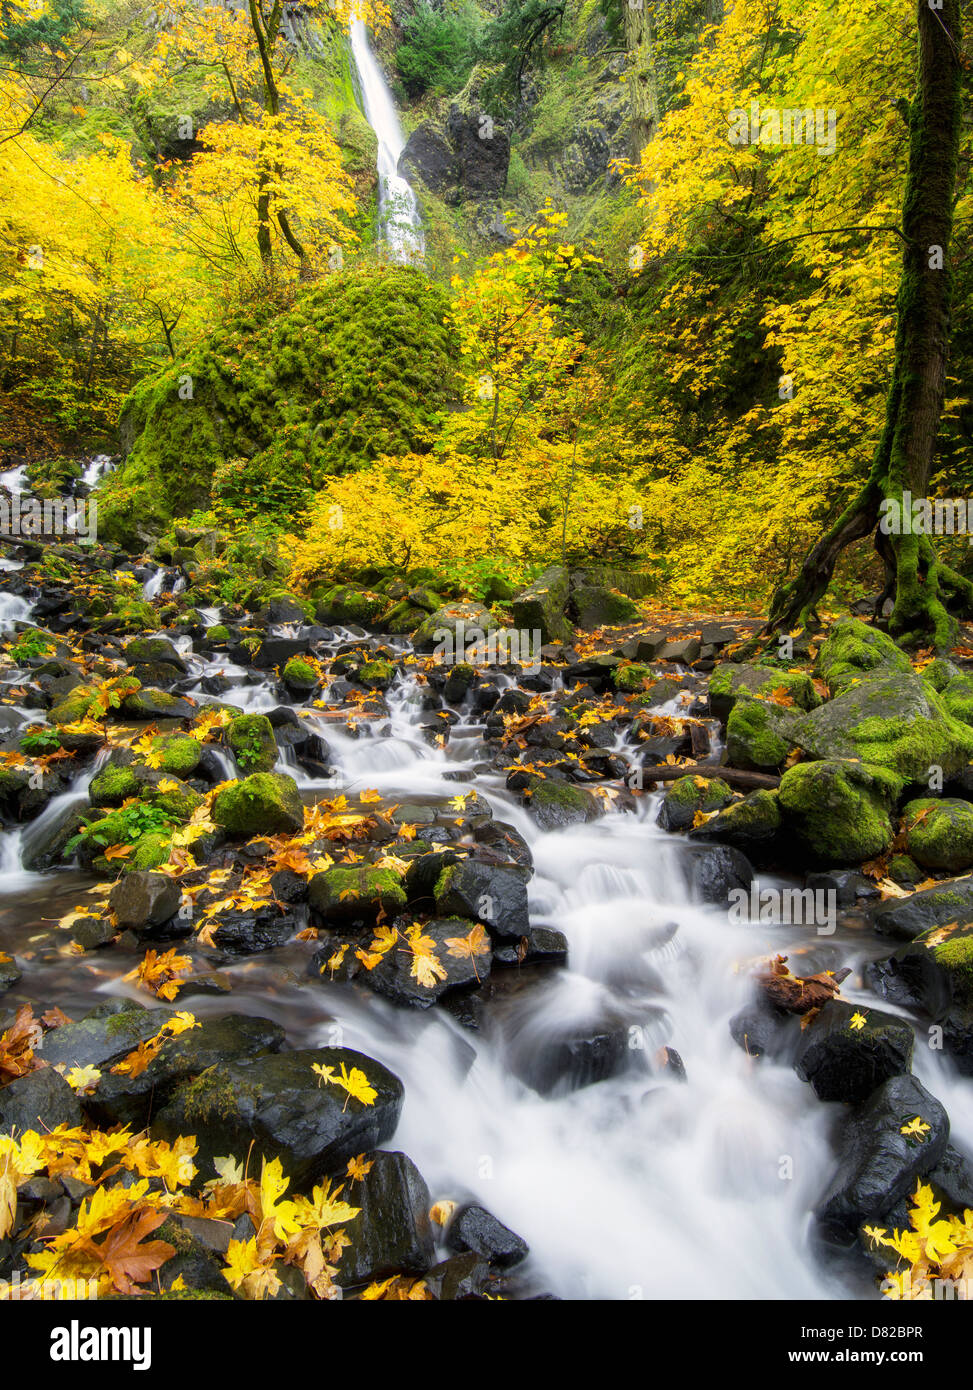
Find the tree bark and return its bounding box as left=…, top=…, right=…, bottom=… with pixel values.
left=764, top=0, right=964, bottom=648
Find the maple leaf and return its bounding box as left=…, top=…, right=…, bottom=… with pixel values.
left=401, top=921, right=447, bottom=989
left=444, top=922, right=491, bottom=981
left=900, top=1117, right=932, bottom=1141
left=223, top=1236, right=281, bottom=1300
left=104, top=843, right=136, bottom=861
left=849, top=1011, right=867, bottom=1032
left=62, top=1064, right=102, bottom=1093
left=359, top=789, right=383, bottom=804
left=0, top=1004, right=44, bottom=1084
left=346, top=1155, right=373, bottom=1182
left=82, top=1204, right=175, bottom=1296
left=429, top=1199, right=457, bottom=1227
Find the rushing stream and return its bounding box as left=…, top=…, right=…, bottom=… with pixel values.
left=6, top=534, right=972, bottom=1299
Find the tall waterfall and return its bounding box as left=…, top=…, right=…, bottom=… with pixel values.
left=349, top=20, right=424, bottom=262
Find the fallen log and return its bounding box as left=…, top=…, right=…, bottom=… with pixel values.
left=639, top=762, right=780, bottom=791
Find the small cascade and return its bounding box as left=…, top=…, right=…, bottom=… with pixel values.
left=349, top=20, right=424, bottom=262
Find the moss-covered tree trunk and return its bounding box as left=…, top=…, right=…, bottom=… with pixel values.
left=765, top=0, right=965, bottom=648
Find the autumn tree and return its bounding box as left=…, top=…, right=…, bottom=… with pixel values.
left=765, top=0, right=967, bottom=647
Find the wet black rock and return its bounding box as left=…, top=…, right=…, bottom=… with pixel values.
left=434, top=860, right=531, bottom=940
left=424, top=1251, right=491, bottom=1300
left=208, top=904, right=302, bottom=955
left=151, top=1047, right=404, bottom=1188
left=685, top=844, right=754, bottom=906
left=794, top=1000, right=914, bottom=1103
left=367, top=917, right=491, bottom=1009
left=869, top=877, right=973, bottom=941
left=85, top=1012, right=286, bottom=1129
left=506, top=1011, right=631, bottom=1096
left=445, top=1203, right=529, bottom=1269
left=814, top=1075, right=949, bottom=1241
left=492, top=925, right=568, bottom=966
left=0, top=1066, right=82, bottom=1132
left=35, top=1000, right=171, bottom=1071
left=729, top=996, right=796, bottom=1059
left=336, top=1151, right=435, bottom=1288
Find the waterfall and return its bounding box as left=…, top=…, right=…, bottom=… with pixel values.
left=349, top=19, right=424, bottom=262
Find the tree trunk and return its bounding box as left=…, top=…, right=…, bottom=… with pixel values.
left=624, top=1, right=660, bottom=154
left=764, top=0, right=965, bottom=648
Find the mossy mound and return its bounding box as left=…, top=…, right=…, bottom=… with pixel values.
left=211, top=772, right=304, bottom=836
left=307, top=865, right=407, bottom=924
left=225, top=714, right=278, bottom=774
left=815, top=617, right=913, bottom=697
left=314, top=584, right=388, bottom=625
left=708, top=662, right=821, bottom=719
left=726, top=694, right=799, bottom=773
left=778, top=759, right=902, bottom=867
left=657, top=775, right=733, bottom=832
left=98, top=266, right=460, bottom=545
left=902, top=798, right=973, bottom=873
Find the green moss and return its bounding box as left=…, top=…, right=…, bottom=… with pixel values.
left=226, top=714, right=277, bottom=773
left=101, top=267, right=460, bottom=540
left=308, top=864, right=407, bottom=919
left=315, top=584, right=388, bottom=624
left=815, top=617, right=913, bottom=696
left=89, top=763, right=140, bottom=807
left=358, top=659, right=395, bottom=689
left=149, top=735, right=203, bottom=777
left=212, top=772, right=303, bottom=836
left=282, top=656, right=318, bottom=685
left=902, top=798, right=973, bottom=872
left=613, top=662, right=653, bottom=692
left=49, top=684, right=97, bottom=725
left=778, top=760, right=900, bottom=865
left=207, top=624, right=232, bottom=643
left=726, top=695, right=796, bottom=772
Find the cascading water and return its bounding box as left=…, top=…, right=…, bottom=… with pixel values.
left=349, top=19, right=424, bottom=262
left=0, top=600, right=886, bottom=1300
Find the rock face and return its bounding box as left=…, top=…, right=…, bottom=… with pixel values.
left=35, top=1001, right=171, bottom=1071
left=445, top=1203, right=529, bottom=1268
left=511, top=566, right=571, bottom=645
left=151, top=1047, right=404, bottom=1188
left=400, top=106, right=510, bottom=202
left=814, top=1074, right=949, bottom=1240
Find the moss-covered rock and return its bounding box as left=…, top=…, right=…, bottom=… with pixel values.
left=902, top=797, right=973, bottom=872
left=726, top=694, right=800, bottom=773
left=815, top=617, right=914, bottom=697
left=941, top=671, right=973, bottom=728
left=358, top=659, right=396, bottom=690
left=49, top=684, right=97, bottom=725
left=521, top=775, right=598, bottom=831
left=225, top=714, right=278, bottom=774
left=792, top=671, right=973, bottom=783
left=572, top=585, right=639, bottom=631
left=122, top=688, right=195, bottom=721
left=212, top=772, right=303, bottom=836
left=89, top=762, right=140, bottom=807
left=688, top=788, right=783, bottom=851
left=127, top=832, right=172, bottom=871
left=511, top=566, right=571, bottom=645
left=141, top=778, right=203, bottom=823
left=308, top=865, right=407, bottom=924
left=282, top=656, right=319, bottom=689
left=413, top=601, right=498, bottom=651
left=708, top=662, right=821, bottom=720
left=314, top=584, right=387, bottom=625
left=778, top=759, right=901, bottom=866
left=613, top=662, right=653, bottom=692
left=657, top=775, right=734, bottom=832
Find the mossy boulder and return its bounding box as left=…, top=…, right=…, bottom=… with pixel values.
left=101, top=266, right=459, bottom=542
left=226, top=714, right=278, bottom=774
left=308, top=865, right=407, bottom=925
left=511, top=566, right=571, bottom=645
left=212, top=772, right=303, bottom=836
left=521, top=775, right=599, bottom=831
left=122, top=688, right=195, bottom=721
left=794, top=999, right=914, bottom=1104
left=815, top=617, right=913, bottom=697
left=358, top=659, right=396, bottom=690
left=572, top=585, right=639, bottom=631
left=901, top=797, right=973, bottom=872
left=867, top=919, right=973, bottom=1073
left=657, top=775, right=734, bottom=833
left=941, top=671, right=973, bottom=728
left=149, top=734, right=203, bottom=777
left=778, top=759, right=901, bottom=866
left=49, top=684, right=97, bottom=725
left=127, top=832, right=172, bottom=871
left=141, top=778, right=203, bottom=823
left=726, top=694, right=800, bottom=773
left=89, top=762, right=140, bottom=807
left=382, top=601, right=426, bottom=635
left=122, top=636, right=187, bottom=674
left=282, top=656, right=319, bottom=690
left=413, top=601, right=498, bottom=652
left=708, top=662, right=821, bottom=720
left=792, top=671, right=973, bottom=783
left=688, top=788, right=783, bottom=852
left=613, top=662, right=654, bottom=693
left=314, top=584, right=387, bottom=625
